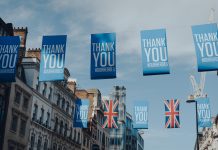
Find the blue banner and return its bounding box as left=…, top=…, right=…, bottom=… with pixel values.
left=141, top=29, right=170, bottom=75
left=197, top=97, right=212, bottom=127
left=74, top=99, right=89, bottom=128
left=133, top=101, right=148, bottom=129
left=91, top=33, right=116, bottom=79
left=39, top=35, right=67, bottom=81
left=192, top=23, right=218, bottom=72
left=0, top=36, right=20, bottom=82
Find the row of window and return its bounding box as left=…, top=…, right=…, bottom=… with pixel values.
left=10, top=113, right=27, bottom=137
left=29, top=133, right=48, bottom=150
left=14, top=89, right=30, bottom=112
left=32, top=104, right=50, bottom=127
left=54, top=117, right=81, bottom=143
left=36, top=82, right=53, bottom=99
left=56, top=93, right=72, bottom=115
left=110, top=137, right=122, bottom=146
left=52, top=143, right=67, bottom=150
left=83, top=135, right=90, bottom=148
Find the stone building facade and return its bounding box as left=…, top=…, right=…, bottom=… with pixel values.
left=23, top=50, right=82, bottom=150
left=0, top=18, right=31, bottom=150
left=199, top=115, right=218, bottom=150
left=75, top=89, right=110, bottom=150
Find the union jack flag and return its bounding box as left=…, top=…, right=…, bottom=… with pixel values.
left=164, top=99, right=180, bottom=128
left=102, top=100, right=119, bottom=128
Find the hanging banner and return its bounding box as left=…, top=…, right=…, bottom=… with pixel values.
left=91, top=33, right=116, bottom=79
left=0, top=36, right=20, bottom=82
left=164, top=99, right=180, bottom=128
left=73, top=99, right=90, bottom=128
left=133, top=101, right=148, bottom=129
left=102, top=99, right=119, bottom=128
left=197, top=97, right=212, bottom=127
left=39, top=35, right=67, bottom=81
left=141, top=29, right=170, bottom=75
left=192, top=23, right=218, bottom=72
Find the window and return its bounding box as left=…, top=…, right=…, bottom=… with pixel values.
left=0, top=96, right=5, bottom=122
left=14, top=91, right=21, bottom=104
left=78, top=132, right=80, bottom=143
left=66, top=101, right=69, bottom=113
left=40, top=108, right=44, bottom=124
left=46, top=112, right=50, bottom=127
left=57, top=94, right=60, bottom=106
left=10, top=114, right=18, bottom=132
left=62, top=98, right=65, bottom=110
left=87, top=139, right=89, bottom=148
left=64, top=123, right=67, bottom=137
left=43, top=139, right=48, bottom=150
left=48, top=87, right=52, bottom=100
left=74, top=130, right=76, bottom=141
left=54, top=117, right=58, bottom=132
left=37, top=136, right=42, bottom=150
left=22, top=96, right=29, bottom=110
left=19, top=119, right=27, bottom=136
left=30, top=133, right=35, bottom=149
left=83, top=136, right=86, bottom=146
left=33, top=104, right=38, bottom=121
left=58, top=145, right=62, bottom=150
left=70, top=127, right=72, bottom=139
left=42, top=83, right=47, bottom=96
left=36, top=77, right=41, bottom=92
left=59, top=121, right=63, bottom=135
left=53, top=143, right=57, bottom=150
left=8, top=145, right=15, bottom=150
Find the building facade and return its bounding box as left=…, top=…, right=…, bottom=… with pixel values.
left=0, top=18, right=31, bottom=150
left=22, top=50, right=82, bottom=150
left=107, top=86, right=126, bottom=150
left=0, top=17, right=14, bottom=150
left=75, top=88, right=110, bottom=150
left=107, top=86, right=144, bottom=150
left=199, top=115, right=218, bottom=150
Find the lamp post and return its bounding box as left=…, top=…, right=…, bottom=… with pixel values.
left=186, top=96, right=199, bottom=150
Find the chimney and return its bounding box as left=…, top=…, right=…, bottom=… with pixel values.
left=67, top=79, right=76, bottom=93
left=13, top=27, right=28, bottom=64
left=26, top=48, right=41, bottom=60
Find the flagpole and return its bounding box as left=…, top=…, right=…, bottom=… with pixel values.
left=186, top=98, right=199, bottom=150
left=195, top=101, right=199, bottom=150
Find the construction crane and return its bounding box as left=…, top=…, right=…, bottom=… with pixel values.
left=189, top=72, right=206, bottom=99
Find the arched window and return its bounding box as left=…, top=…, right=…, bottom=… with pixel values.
left=74, top=130, right=76, bottom=141
left=53, top=143, right=57, bottom=150
left=30, top=133, right=35, bottom=149
left=59, top=121, right=63, bottom=135
left=58, top=145, right=62, bottom=150
left=37, top=136, right=42, bottom=150
left=64, top=123, right=68, bottom=137
left=54, top=117, right=58, bottom=132
left=42, top=83, right=47, bottom=96
left=48, top=87, right=52, bottom=100
left=66, top=101, right=69, bottom=113
left=62, top=98, right=65, bottom=110
left=43, top=139, right=48, bottom=150
left=57, top=94, right=60, bottom=106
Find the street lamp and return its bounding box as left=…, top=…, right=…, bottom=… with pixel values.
left=186, top=95, right=199, bottom=150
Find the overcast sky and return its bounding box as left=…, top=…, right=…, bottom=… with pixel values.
left=1, top=0, right=218, bottom=149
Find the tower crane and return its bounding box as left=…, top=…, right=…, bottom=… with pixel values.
left=189, top=72, right=206, bottom=99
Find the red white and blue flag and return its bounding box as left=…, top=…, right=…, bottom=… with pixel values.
left=164, top=99, right=180, bottom=128
left=102, top=99, right=119, bottom=128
